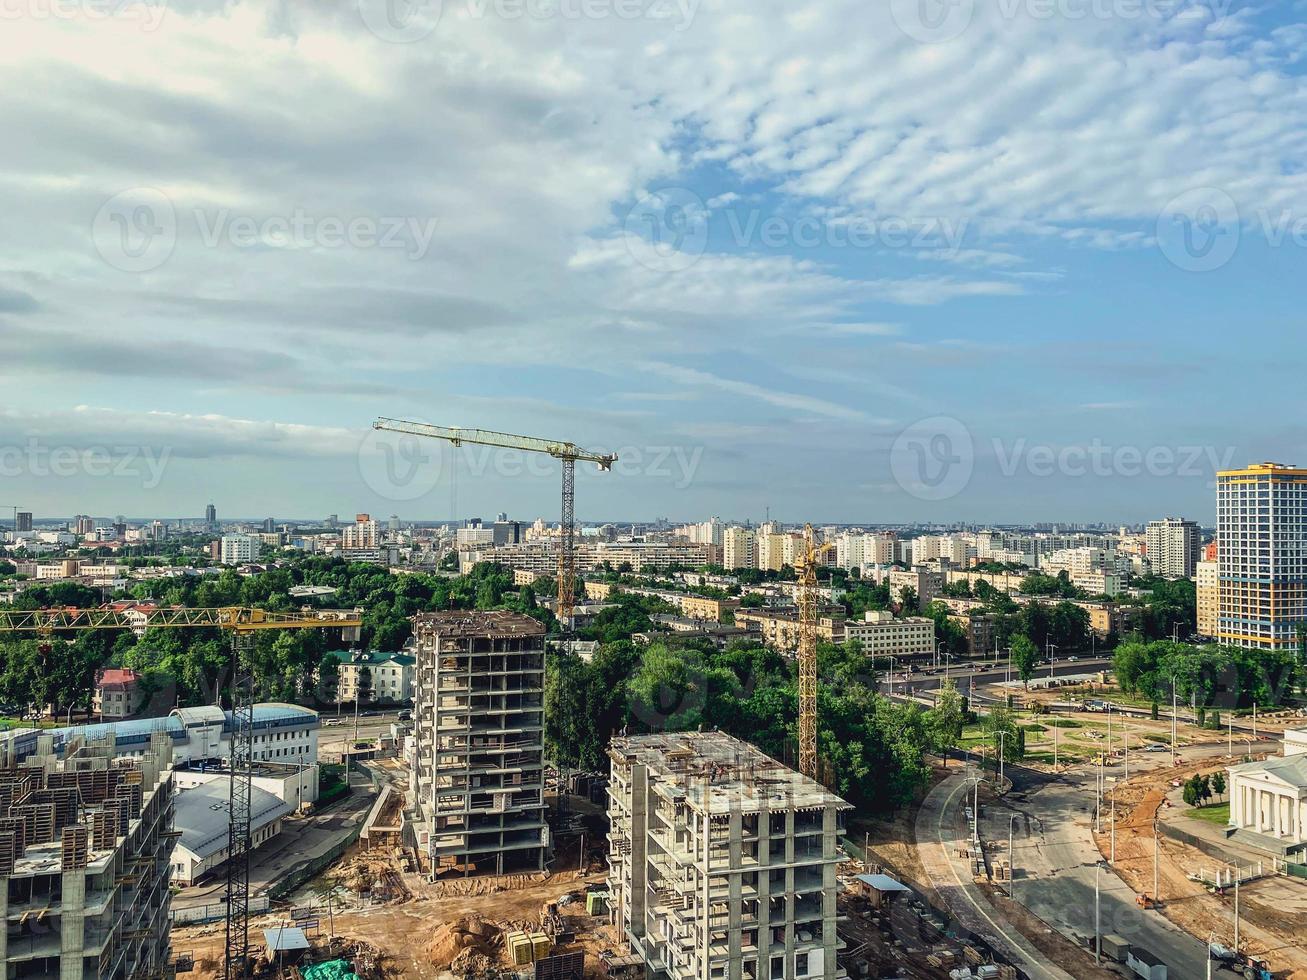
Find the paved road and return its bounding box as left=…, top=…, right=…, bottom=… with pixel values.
left=916, top=772, right=1076, bottom=980
left=884, top=658, right=1114, bottom=698
left=988, top=748, right=1230, bottom=977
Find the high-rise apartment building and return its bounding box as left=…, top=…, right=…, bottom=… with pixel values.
left=607, top=732, right=850, bottom=980
left=1217, top=463, right=1307, bottom=650
left=74, top=515, right=95, bottom=535
left=204, top=503, right=216, bottom=525
left=1196, top=559, right=1219, bottom=637
left=14, top=512, right=32, bottom=532
left=723, top=527, right=755, bottom=570
left=0, top=730, right=177, bottom=980
left=1145, top=517, right=1201, bottom=579
left=342, top=513, right=379, bottom=550
left=409, top=611, right=547, bottom=876
left=220, top=533, right=260, bottom=564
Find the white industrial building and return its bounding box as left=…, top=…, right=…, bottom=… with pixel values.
left=170, top=780, right=294, bottom=885
left=0, top=702, right=319, bottom=767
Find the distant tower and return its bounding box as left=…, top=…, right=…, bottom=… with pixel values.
left=14, top=512, right=32, bottom=532
left=205, top=503, right=217, bottom=526
left=262, top=517, right=276, bottom=533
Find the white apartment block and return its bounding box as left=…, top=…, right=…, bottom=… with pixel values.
left=219, top=533, right=260, bottom=564
left=887, top=568, right=943, bottom=610
left=843, top=611, right=936, bottom=658
left=607, top=732, right=851, bottom=980
left=1145, top=517, right=1201, bottom=579
left=342, top=514, right=380, bottom=549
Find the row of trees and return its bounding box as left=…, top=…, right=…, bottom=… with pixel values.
left=1113, top=638, right=1303, bottom=708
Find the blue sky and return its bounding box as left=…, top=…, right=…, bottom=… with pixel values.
left=1, top=0, right=1305, bottom=526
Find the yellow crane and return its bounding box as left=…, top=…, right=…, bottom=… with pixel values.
left=0, top=604, right=362, bottom=980
left=796, top=524, right=836, bottom=780
left=373, top=418, right=617, bottom=626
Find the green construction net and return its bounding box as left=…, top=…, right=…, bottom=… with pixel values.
left=301, top=960, right=360, bottom=980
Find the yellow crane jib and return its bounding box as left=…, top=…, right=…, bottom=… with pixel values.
left=372, top=417, right=617, bottom=627
left=0, top=607, right=364, bottom=635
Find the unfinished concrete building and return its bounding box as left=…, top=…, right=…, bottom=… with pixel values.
left=607, top=732, right=850, bottom=980
left=0, top=729, right=177, bottom=980
left=410, top=611, right=547, bottom=876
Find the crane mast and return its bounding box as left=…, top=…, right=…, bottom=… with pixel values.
left=796, top=524, right=834, bottom=780
left=373, top=418, right=616, bottom=626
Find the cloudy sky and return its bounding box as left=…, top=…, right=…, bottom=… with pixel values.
left=1, top=0, right=1304, bottom=525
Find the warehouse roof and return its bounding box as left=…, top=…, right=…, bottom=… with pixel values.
left=174, top=780, right=293, bottom=860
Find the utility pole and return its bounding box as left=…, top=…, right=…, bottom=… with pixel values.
left=1234, top=868, right=1240, bottom=952
left=1153, top=814, right=1160, bottom=905
left=1009, top=814, right=1017, bottom=899
left=1054, top=717, right=1059, bottom=770
left=1228, top=713, right=1233, bottom=756
left=1172, top=677, right=1179, bottom=762
left=1094, top=861, right=1102, bottom=964
left=997, top=729, right=1006, bottom=788
left=1111, top=787, right=1116, bottom=863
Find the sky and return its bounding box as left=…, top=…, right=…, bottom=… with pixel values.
left=1, top=0, right=1305, bottom=526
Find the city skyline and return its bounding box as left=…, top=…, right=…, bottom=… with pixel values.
left=4, top=4, right=1307, bottom=521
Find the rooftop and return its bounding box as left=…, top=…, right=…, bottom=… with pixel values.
left=413, top=610, right=546, bottom=639
left=608, top=731, right=849, bottom=815
left=174, top=779, right=293, bottom=860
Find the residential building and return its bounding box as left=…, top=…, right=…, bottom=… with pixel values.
left=1076, top=601, right=1138, bottom=640
left=843, top=611, right=935, bottom=659
left=205, top=502, right=217, bottom=525
left=1196, top=559, right=1219, bottom=637
left=1145, top=517, right=1201, bottom=579
left=887, top=568, right=944, bottom=609
left=409, top=611, right=547, bottom=876
left=75, top=514, right=95, bottom=535
left=723, top=527, right=756, bottom=571
left=219, top=533, right=260, bottom=564
left=93, top=668, right=145, bottom=719
left=0, top=730, right=176, bottom=980
left=332, top=650, right=416, bottom=704
left=14, top=511, right=32, bottom=532
left=733, top=608, right=845, bottom=652
left=1225, top=727, right=1307, bottom=859
left=607, top=731, right=850, bottom=980
left=1217, top=462, right=1307, bottom=650
left=953, top=612, right=998, bottom=657
left=342, top=513, right=380, bottom=550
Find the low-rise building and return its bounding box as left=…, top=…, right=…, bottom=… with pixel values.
left=843, top=611, right=935, bottom=659
left=733, top=607, right=845, bottom=652
left=332, top=650, right=416, bottom=704
left=170, top=779, right=293, bottom=885
left=1225, top=728, right=1307, bottom=859
left=93, top=667, right=146, bottom=719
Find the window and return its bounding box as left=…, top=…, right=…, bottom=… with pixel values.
left=770, top=956, right=784, bottom=980
left=795, top=954, right=809, bottom=977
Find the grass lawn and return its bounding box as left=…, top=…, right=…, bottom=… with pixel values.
left=1185, top=802, right=1231, bottom=825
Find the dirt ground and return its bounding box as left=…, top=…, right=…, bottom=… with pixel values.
left=1091, top=756, right=1307, bottom=979
left=175, top=866, right=610, bottom=979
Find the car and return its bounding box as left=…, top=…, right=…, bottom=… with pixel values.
left=1145, top=743, right=1168, bottom=753
left=397, top=709, right=413, bottom=721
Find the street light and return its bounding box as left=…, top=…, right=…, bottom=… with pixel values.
left=1008, top=814, right=1018, bottom=900
left=1094, top=860, right=1103, bottom=964
left=1046, top=640, right=1058, bottom=679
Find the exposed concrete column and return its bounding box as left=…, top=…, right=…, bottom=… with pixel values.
left=0, top=882, right=8, bottom=964
left=60, top=869, right=86, bottom=980
left=727, top=807, right=743, bottom=980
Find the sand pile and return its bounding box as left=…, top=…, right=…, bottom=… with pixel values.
left=425, top=915, right=501, bottom=968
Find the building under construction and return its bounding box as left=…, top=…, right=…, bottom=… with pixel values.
left=409, top=611, right=547, bottom=876
left=0, top=728, right=177, bottom=980
left=607, top=732, right=850, bottom=980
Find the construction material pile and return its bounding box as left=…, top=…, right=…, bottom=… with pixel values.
left=302, top=961, right=360, bottom=980
left=424, top=915, right=502, bottom=970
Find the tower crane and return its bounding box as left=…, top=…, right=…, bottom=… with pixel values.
left=0, top=605, right=363, bottom=980
left=373, top=419, right=617, bottom=626
left=796, top=524, right=836, bottom=780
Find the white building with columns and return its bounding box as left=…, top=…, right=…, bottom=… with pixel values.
left=1226, top=728, right=1307, bottom=858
